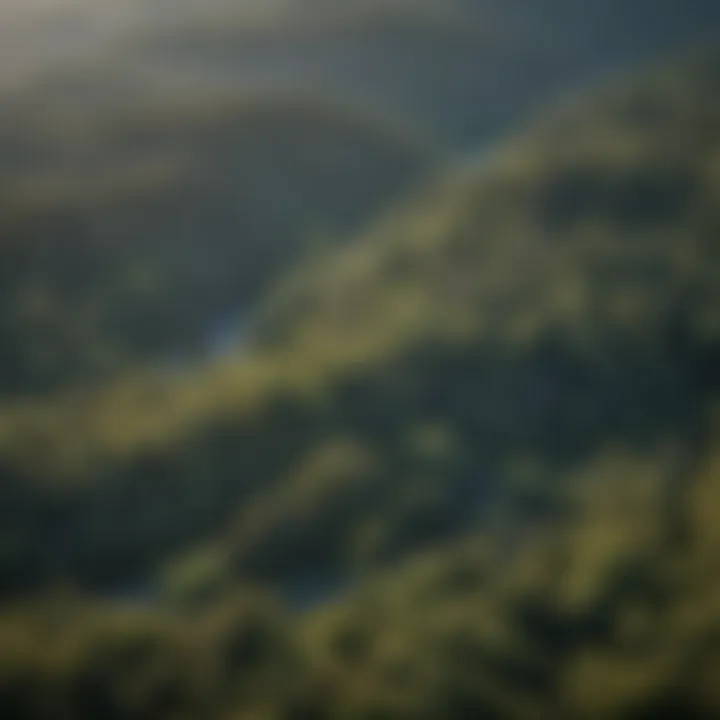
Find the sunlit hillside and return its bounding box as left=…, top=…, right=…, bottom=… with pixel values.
left=0, top=47, right=717, bottom=595
left=1, top=1, right=720, bottom=716
left=0, top=46, right=718, bottom=719
left=1, top=0, right=717, bottom=399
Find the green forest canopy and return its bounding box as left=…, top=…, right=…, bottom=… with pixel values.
left=0, top=46, right=718, bottom=719
left=0, top=47, right=717, bottom=592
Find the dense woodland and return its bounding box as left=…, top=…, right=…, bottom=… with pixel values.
left=0, top=3, right=719, bottom=719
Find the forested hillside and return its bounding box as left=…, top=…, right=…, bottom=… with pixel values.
left=0, top=46, right=719, bottom=720
left=1, top=0, right=720, bottom=714
left=0, top=96, right=434, bottom=396
left=0, top=48, right=717, bottom=597
left=2, top=0, right=719, bottom=398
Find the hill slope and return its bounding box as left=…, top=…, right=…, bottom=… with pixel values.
left=0, top=49, right=717, bottom=597
left=0, top=95, right=435, bottom=397
left=0, top=43, right=719, bottom=720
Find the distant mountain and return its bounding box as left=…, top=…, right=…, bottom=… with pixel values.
left=3, top=0, right=719, bottom=144
left=0, top=94, right=435, bottom=397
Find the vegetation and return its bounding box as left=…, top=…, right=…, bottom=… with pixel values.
left=0, top=48, right=717, bottom=591
left=0, top=94, right=435, bottom=397
left=0, top=427, right=718, bottom=718
left=0, top=39, right=719, bottom=720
